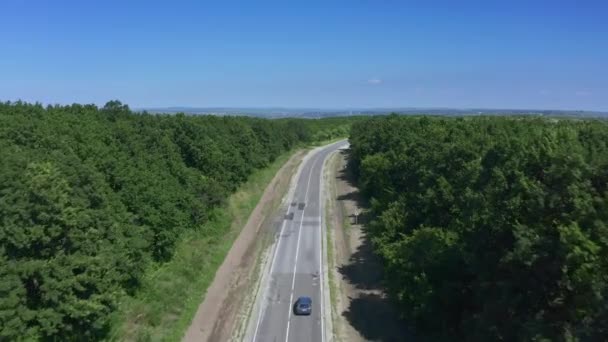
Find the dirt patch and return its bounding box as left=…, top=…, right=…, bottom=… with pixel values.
left=182, top=150, right=307, bottom=342
left=325, top=149, right=412, bottom=342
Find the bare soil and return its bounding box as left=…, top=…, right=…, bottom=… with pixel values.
left=182, top=150, right=307, bottom=342
left=326, top=149, right=411, bottom=342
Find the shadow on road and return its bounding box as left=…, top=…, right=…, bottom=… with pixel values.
left=335, top=148, right=414, bottom=341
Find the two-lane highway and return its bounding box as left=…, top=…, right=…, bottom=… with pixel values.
left=249, top=141, right=347, bottom=342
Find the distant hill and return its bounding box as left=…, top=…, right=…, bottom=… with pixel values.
left=136, top=107, right=608, bottom=119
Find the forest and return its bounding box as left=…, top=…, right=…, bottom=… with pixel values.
left=0, top=100, right=351, bottom=340
left=349, top=115, right=608, bottom=341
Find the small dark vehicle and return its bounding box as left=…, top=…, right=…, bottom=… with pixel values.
left=293, top=296, right=312, bottom=315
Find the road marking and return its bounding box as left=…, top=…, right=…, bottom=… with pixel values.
left=251, top=179, right=298, bottom=342
left=284, top=155, right=319, bottom=342
left=319, top=151, right=326, bottom=342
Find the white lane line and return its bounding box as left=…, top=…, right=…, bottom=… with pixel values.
left=251, top=180, right=298, bottom=342
left=319, top=150, right=326, bottom=342
left=284, top=155, right=319, bottom=342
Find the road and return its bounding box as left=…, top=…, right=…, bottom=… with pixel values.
left=249, top=140, right=347, bottom=342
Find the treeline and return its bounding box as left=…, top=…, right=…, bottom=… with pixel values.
left=291, top=116, right=354, bottom=142
left=0, top=100, right=349, bottom=340
left=349, top=115, right=608, bottom=341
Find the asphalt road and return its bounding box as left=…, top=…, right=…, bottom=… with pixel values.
left=250, top=141, right=347, bottom=342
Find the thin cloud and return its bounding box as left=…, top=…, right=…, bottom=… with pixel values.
left=367, top=78, right=382, bottom=85
left=575, top=90, right=591, bottom=96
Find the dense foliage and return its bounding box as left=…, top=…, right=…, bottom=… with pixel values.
left=0, top=100, right=348, bottom=340
left=349, top=115, right=608, bottom=341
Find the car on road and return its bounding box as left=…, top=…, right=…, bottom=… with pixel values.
left=293, top=296, right=312, bottom=315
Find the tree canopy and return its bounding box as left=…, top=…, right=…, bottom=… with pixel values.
left=0, top=101, right=352, bottom=340
left=349, top=115, right=608, bottom=341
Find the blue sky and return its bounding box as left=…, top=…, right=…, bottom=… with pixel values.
left=1, top=1, right=607, bottom=110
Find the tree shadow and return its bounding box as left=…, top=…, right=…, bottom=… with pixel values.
left=337, top=230, right=383, bottom=291
left=336, top=190, right=359, bottom=202
left=336, top=149, right=415, bottom=341
left=336, top=148, right=361, bottom=189
left=343, top=293, right=415, bottom=342
left=338, top=223, right=414, bottom=340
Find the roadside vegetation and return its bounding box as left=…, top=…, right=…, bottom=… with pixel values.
left=0, top=100, right=355, bottom=341
left=111, top=148, right=297, bottom=341
left=349, top=115, right=608, bottom=341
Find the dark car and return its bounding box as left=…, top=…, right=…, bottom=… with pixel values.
left=293, top=296, right=312, bottom=315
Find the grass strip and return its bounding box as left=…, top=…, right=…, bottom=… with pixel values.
left=325, top=152, right=341, bottom=340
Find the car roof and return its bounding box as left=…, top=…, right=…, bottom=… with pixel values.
left=297, top=296, right=312, bottom=303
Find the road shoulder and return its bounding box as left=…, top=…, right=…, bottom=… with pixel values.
left=320, top=147, right=339, bottom=342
